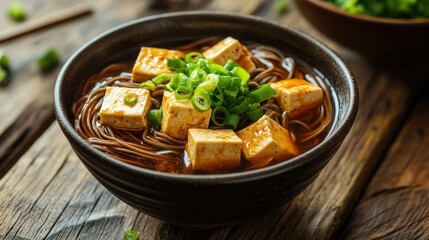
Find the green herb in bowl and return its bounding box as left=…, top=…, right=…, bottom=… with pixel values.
left=327, top=0, right=429, bottom=19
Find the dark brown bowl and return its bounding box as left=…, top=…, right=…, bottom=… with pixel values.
left=54, top=11, right=358, bottom=227
left=294, top=0, right=429, bottom=62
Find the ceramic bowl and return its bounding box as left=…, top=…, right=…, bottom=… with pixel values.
left=54, top=11, right=358, bottom=227
left=294, top=0, right=429, bottom=62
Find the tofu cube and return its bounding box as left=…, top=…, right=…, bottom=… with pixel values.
left=203, top=37, right=244, bottom=65
left=270, top=79, right=323, bottom=118
left=161, top=91, right=211, bottom=139
left=186, top=129, right=243, bottom=171
left=236, top=55, right=255, bottom=73
left=100, top=87, right=152, bottom=129
left=237, top=115, right=299, bottom=166
left=132, top=47, right=184, bottom=82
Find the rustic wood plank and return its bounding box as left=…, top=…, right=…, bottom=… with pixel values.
left=0, top=0, right=149, bottom=177
left=341, top=84, right=429, bottom=239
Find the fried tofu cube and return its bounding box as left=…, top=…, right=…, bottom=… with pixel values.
left=203, top=37, right=244, bottom=65
left=100, top=87, right=152, bottom=129
left=132, top=47, right=184, bottom=82
left=270, top=79, right=323, bottom=118
left=237, top=115, right=299, bottom=167
left=237, top=55, right=256, bottom=73
left=161, top=91, right=211, bottom=139
left=186, top=129, right=243, bottom=171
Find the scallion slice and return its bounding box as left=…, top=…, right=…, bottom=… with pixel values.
left=229, top=97, right=250, bottom=115
left=209, top=62, right=226, bottom=74
left=38, top=48, right=59, bottom=72
left=246, top=107, right=264, bottom=122
left=189, top=68, right=206, bottom=87
left=0, top=52, right=10, bottom=70
left=174, top=86, right=193, bottom=99
left=192, top=91, right=211, bottom=112
left=224, top=59, right=239, bottom=71
left=140, top=80, right=156, bottom=91
left=124, top=93, right=138, bottom=107
left=211, top=106, right=230, bottom=126
left=152, top=73, right=171, bottom=84
left=167, top=58, right=186, bottom=71
left=217, top=76, right=231, bottom=90
left=185, top=52, right=204, bottom=63
left=231, top=66, right=250, bottom=85
left=8, top=3, right=26, bottom=22
left=123, top=230, right=140, bottom=240
left=147, top=109, right=163, bottom=127
left=226, top=113, right=240, bottom=130
left=249, top=83, right=276, bottom=103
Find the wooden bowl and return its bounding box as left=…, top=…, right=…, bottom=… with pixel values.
left=294, top=0, right=429, bottom=62
left=54, top=11, right=358, bottom=227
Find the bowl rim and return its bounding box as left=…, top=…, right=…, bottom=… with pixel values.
left=306, top=0, right=429, bottom=25
left=54, top=10, right=358, bottom=183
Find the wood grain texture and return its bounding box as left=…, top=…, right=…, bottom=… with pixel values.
left=341, top=86, right=429, bottom=239
left=1, top=0, right=428, bottom=239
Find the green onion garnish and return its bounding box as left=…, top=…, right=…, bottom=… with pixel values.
left=194, top=73, right=218, bottom=94
left=249, top=83, right=276, bottom=103
left=224, top=59, right=239, bottom=71
left=217, top=75, right=231, bottom=90
left=37, top=48, right=59, bottom=72
left=123, top=230, right=140, bottom=240
left=124, top=93, right=138, bottom=107
left=152, top=73, right=171, bottom=84
left=224, top=89, right=238, bottom=102
left=167, top=58, right=186, bottom=71
left=229, top=77, right=241, bottom=91
left=231, top=66, right=250, bottom=85
left=8, top=3, right=26, bottom=22
left=174, top=86, right=193, bottom=99
left=0, top=67, right=8, bottom=86
left=274, top=0, right=289, bottom=15
left=246, top=107, right=264, bottom=123
left=0, top=52, right=10, bottom=70
left=226, top=113, right=240, bottom=130
left=229, top=97, right=251, bottom=115
left=189, top=68, right=206, bottom=87
left=147, top=109, right=163, bottom=127
left=209, top=62, right=226, bottom=74
left=140, top=80, right=157, bottom=91
left=211, top=106, right=230, bottom=126
left=192, top=91, right=211, bottom=112
left=185, top=52, right=204, bottom=63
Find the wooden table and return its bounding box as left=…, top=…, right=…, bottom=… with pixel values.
left=1, top=0, right=428, bottom=239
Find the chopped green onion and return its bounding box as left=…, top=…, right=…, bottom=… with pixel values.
left=147, top=109, right=163, bottom=127
left=246, top=108, right=264, bottom=123
left=8, top=3, right=26, bottom=22
left=249, top=83, right=276, bottom=103
left=211, top=106, right=230, bottom=126
left=209, top=62, right=225, bottom=74
left=185, top=63, right=198, bottom=74
left=226, top=113, right=240, bottom=130
left=167, top=58, right=186, bottom=71
left=140, top=80, right=156, bottom=91
left=123, top=230, right=140, bottom=240
left=195, top=73, right=218, bottom=94
left=178, top=73, right=190, bottom=87
left=210, top=88, right=224, bottom=107
left=239, top=85, right=249, bottom=96
left=185, top=52, right=204, bottom=63
left=231, top=66, right=250, bottom=85
left=124, top=93, right=138, bottom=107
left=196, top=59, right=209, bottom=72
left=217, top=76, right=231, bottom=90
left=189, top=68, right=206, bottom=87
left=224, top=89, right=238, bottom=102
left=38, top=48, right=59, bottom=72
left=0, top=67, right=8, bottom=86
left=229, top=97, right=250, bottom=115
left=0, top=52, right=10, bottom=70
left=192, top=91, right=211, bottom=112
left=274, top=0, right=289, bottom=15
left=174, top=86, right=193, bottom=99
left=152, top=73, right=171, bottom=84
left=224, top=59, right=239, bottom=71
left=248, top=102, right=260, bottom=111
left=229, top=77, right=241, bottom=91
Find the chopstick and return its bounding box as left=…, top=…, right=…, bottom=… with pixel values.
left=0, top=4, right=94, bottom=43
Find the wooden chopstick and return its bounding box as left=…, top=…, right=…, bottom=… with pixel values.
left=0, top=4, right=93, bottom=43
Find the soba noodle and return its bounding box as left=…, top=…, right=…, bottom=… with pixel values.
left=73, top=37, right=332, bottom=174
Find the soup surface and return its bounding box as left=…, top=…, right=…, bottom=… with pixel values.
left=73, top=37, right=333, bottom=174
